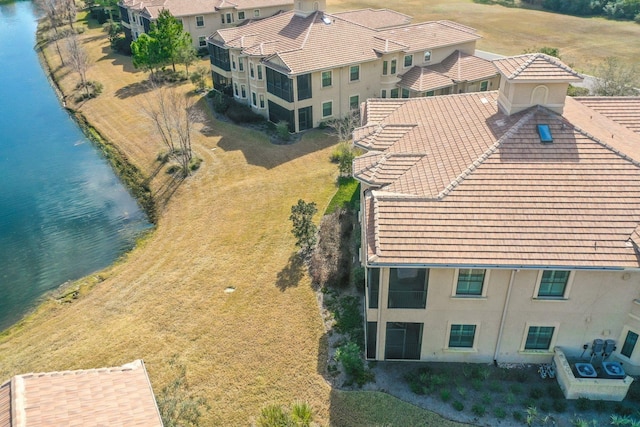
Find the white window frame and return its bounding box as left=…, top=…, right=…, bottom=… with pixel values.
left=349, top=65, right=359, bottom=82
left=321, top=70, right=332, bottom=88
left=349, top=94, right=359, bottom=111
left=520, top=323, right=559, bottom=353
left=451, top=269, right=490, bottom=298
left=533, top=270, right=574, bottom=300
left=257, top=65, right=263, bottom=80
left=250, top=62, right=255, bottom=79
left=251, top=91, right=257, bottom=106
left=445, top=322, right=480, bottom=352
left=424, top=50, right=432, bottom=62
left=404, top=54, right=413, bottom=68
left=231, top=55, right=237, bottom=70
left=253, top=9, right=260, bottom=17
left=241, top=84, right=246, bottom=98
left=322, top=100, right=333, bottom=118
left=198, top=36, right=207, bottom=47
left=259, top=94, right=265, bottom=109
left=238, top=11, right=245, bottom=19
left=195, top=15, right=205, bottom=27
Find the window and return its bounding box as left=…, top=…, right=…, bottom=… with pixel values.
left=525, top=326, right=555, bottom=350
left=297, top=74, right=312, bottom=101
left=252, top=92, right=257, bottom=106
left=266, top=68, right=294, bottom=102
left=254, top=9, right=260, bottom=17
left=226, top=13, right=233, bottom=23
left=196, top=15, right=204, bottom=27
left=198, top=36, right=207, bottom=47
left=366, top=322, right=377, bottom=359
left=209, top=44, right=231, bottom=71
left=404, top=54, right=413, bottom=67
left=456, top=269, right=486, bottom=296
left=238, top=11, right=245, bottom=19
left=382, top=61, right=388, bottom=75
left=424, top=50, right=431, bottom=62
left=241, top=85, right=246, bottom=98
left=385, top=322, right=423, bottom=360
left=480, top=80, right=489, bottom=91
left=449, top=324, right=476, bottom=348
left=221, top=14, right=225, bottom=24
left=349, top=65, right=359, bottom=82
left=349, top=95, right=359, bottom=110
left=381, top=89, right=386, bottom=98
left=401, top=88, right=410, bottom=98
left=368, top=268, right=379, bottom=309
left=390, top=59, right=397, bottom=74
left=322, top=101, right=332, bottom=118
left=231, top=55, right=236, bottom=70
left=390, top=88, right=399, bottom=98
left=234, top=83, right=238, bottom=96
left=425, top=90, right=435, bottom=97
left=257, top=65, right=263, bottom=80
left=388, top=268, right=428, bottom=309
left=621, top=330, right=638, bottom=358
left=259, top=94, right=265, bottom=108
left=250, top=63, right=255, bottom=78
left=321, top=71, right=332, bottom=87
left=238, top=59, right=244, bottom=72
left=537, top=271, right=570, bottom=298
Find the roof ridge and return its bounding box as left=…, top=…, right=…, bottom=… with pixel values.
left=299, top=11, right=320, bottom=50
left=436, top=107, right=539, bottom=199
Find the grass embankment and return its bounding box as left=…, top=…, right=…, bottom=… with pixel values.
left=0, top=12, right=468, bottom=427
left=327, top=0, right=640, bottom=72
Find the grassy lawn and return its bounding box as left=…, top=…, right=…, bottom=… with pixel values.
left=327, top=0, right=640, bottom=72
left=325, top=177, right=360, bottom=215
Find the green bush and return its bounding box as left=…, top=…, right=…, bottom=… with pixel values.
left=576, top=397, right=591, bottom=411
left=226, top=101, right=264, bottom=124
left=257, top=405, right=289, bottom=427
left=494, top=407, right=507, bottom=419
left=189, top=156, right=202, bottom=171
left=513, top=410, right=524, bottom=422
left=471, top=403, right=486, bottom=417
left=440, top=389, right=451, bottom=402
left=593, top=399, right=607, bottom=412
left=209, top=91, right=230, bottom=113
left=547, top=383, right=564, bottom=399
left=529, top=387, right=544, bottom=400
left=452, top=400, right=464, bottom=412
left=552, top=398, right=567, bottom=413
left=471, top=379, right=483, bottom=391
left=334, top=341, right=372, bottom=386
left=276, top=121, right=291, bottom=141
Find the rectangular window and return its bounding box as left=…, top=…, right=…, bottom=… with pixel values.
left=198, top=36, right=207, bottom=47
left=525, top=326, right=555, bottom=350
left=385, top=322, right=423, bottom=360
left=349, top=65, right=359, bottom=82
left=456, top=269, right=485, bottom=296
left=234, top=83, right=238, bottom=96
left=231, top=55, right=236, bottom=70
left=209, top=44, right=231, bottom=71
left=238, top=59, right=244, bottom=71
left=238, top=11, right=245, bottom=19
left=390, top=88, right=399, bottom=98
left=382, top=61, right=388, bottom=75
left=538, top=271, right=569, bottom=298
left=322, top=101, right=332, bottom=118
left=425, top=90, right=435, bottom=97
left=349, top=95, right=359, bottom=110
left=401, top=88, right=410, bottom=98
left=321, top=71, right=332, bottom=87
left=221, top=14, right=225, bottom=24
left=250, top=62, right=255, bottom=78
left=257, top=65, right=263, bottom=80
left=266, top=68, right=294, bottom=102
left=196, top=15, right=204, bottom=27
left=388, top=268, right=428, bottom=309
left=241, top=85, right=246, bottom=98
left=252, top=92, right=257, bottom=106
left=390, top=59, right=397, bottom=74
left=621, top=330, right=638, bottom=358
left=254, top=9, right=260, bottom=17
left=366, top=322, right=377, bottom=359
left=424, top=50, right=431, bottom=62
left=381, top=89, right=386, bottom=98
left=259, top=94, right=265, bottom=108
left=449, top=324, right=476, bottom=348
left=368, top=268, right=379, bottom=309
left=404, top=54, right=413, bottom=67
left=297, top=74, right=312, bottom=101
left=226, top=13, right=233, bottom=23
left=480, top=80, right=489, bottom=91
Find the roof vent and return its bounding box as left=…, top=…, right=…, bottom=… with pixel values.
left=322, top=15, right=331, bottom=24
left=537, top=124, right=553, bottom=143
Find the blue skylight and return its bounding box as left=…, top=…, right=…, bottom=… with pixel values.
left=537, top=124, right=553, bottom=143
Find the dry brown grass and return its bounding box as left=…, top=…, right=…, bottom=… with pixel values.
left=327, top=0, right=640, bottom=72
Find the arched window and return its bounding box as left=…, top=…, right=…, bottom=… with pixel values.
left=531, top=85, right=549, bottom=105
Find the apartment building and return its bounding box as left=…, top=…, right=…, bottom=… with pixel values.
left=206, top=1, right=499, bottom=132
left=353, top=53, right=640, bottom=378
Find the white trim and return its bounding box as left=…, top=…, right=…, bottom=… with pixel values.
left=451, top=268, right=490, bottom=298
left=321, top=70, right=332, bottom=88
left=618, top=326, right=639, bottom=361
left=533, top=270, right=574, bottom=300
left=195, top=15, right=205, bottom=27
left=403, top=54, right=413, bottom=68
left=349, top=65, right=360, bottom=82
left=322, top=100, right=333, bottom=118
left=520, top=322, right=559, bottom=353
left=445, top=321, right=480, bottom=352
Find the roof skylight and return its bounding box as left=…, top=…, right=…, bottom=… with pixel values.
left=537, top=124, right=553, bottom=143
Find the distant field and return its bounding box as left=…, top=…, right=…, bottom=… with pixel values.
left=328, top=0, right=640, bottom=72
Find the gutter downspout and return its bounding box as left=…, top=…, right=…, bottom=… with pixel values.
left=494, top=269, right=517, bottom=365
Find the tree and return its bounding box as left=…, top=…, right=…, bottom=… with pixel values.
left=257, top=402, right=313, bottom=427
left=189, top=66, right=208, bottom=92
left=156, top=357, right=209, bottom=427
left=34, top=0, right=65, bottom=65
left=59, top=0, right=76, bottom=29
left=592, top=57, right=639, bottom=96
left=65, top=34, right=92, bottom=96
left=523, top=46, right=561, bottom=59
left=177, top=43, right=198, bottom=77
left=131, top=33, right=164, bottom=78
left=140, top=85, right=201, bottom=177
left=289, top=200, right=318, bottom=254
left=151, top=9, right=192, bottom=72
left=326, top=108, right=360, bottom=143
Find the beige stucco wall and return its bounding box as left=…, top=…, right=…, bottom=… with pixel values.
left=366, top=266, right=640, bottom=370
left=497, top=79, right=571, bottom=115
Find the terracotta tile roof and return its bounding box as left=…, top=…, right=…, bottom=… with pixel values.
left=0, top=360, right=162, bottom=427
left=399, top=66, right=452, bottom=92
left=493, top=53, right=583, bottom=81
left=355, top=93, right=640, bottom=269
left=573, top=97, right=640, bottom=135
left=124, top=0, right=291, bottom=19
left=0, top=382, right=9, bottom=427
left=212, top=12, right=480, bottom=74
left=332, top=8, right=412, bottom=29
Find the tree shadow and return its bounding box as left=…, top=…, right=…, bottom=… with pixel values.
left=115, top=80, right=154, bottom=99
left=152, top=172, right=185, bottom=213
left=98, top=45, right=138, bottom=74
left=275, top=252, right=306, bottom=291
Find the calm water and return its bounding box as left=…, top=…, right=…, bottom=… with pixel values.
left=0, top=1, right=150, bottom=330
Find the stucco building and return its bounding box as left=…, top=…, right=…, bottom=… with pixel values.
left=119, top=0, right=293, bottom=50
left=353, top=53, right=640, bottom=378
left=206, top=1, right=500, bottom=132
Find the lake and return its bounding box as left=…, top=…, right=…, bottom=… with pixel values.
left=0, top=1, right=151, bottom=331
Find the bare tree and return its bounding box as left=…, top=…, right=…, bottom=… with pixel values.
left=326, top=108, right=361, bottom=143
left=65, top=34, right=91, bottom=96
left=140, top=86, right=201, bottom=177
left=35, top=0, right=65, bottom=65
left=592, top=57, right=639, bottom=96
left=60, top=0, right=77, bottom=30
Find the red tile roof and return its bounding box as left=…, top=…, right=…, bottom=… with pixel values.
left=354, top=92, right=640, bottom=269
left=332, top=8, right=412, bottom=29
left=572, top=97, right=640, bottom=135
left=493, top=53, right=582, bottom=81
left=122, top=0, right=291, bottom=18
left=0, top=360, right=162, bottom=427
